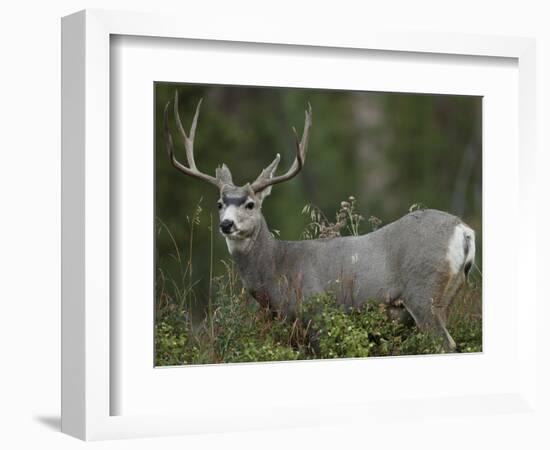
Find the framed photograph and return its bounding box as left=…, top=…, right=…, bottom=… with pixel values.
left=61, top=9, right=537, bottom=441
left=153, top=83, right=482, bottom=367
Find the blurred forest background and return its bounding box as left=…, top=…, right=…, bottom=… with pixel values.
left=155, top=83, right=482, bottom=321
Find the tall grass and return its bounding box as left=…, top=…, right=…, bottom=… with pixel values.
left=155, top=199, right=482, bottom=366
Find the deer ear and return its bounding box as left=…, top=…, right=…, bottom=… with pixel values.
left=253, top=154, right=280, bottom=201
left=215, top=164, right=233, bottom=187
left=258, top=184, right=273, bottom=201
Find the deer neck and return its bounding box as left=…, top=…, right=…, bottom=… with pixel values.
left=227, top=217, right=275, bottom=280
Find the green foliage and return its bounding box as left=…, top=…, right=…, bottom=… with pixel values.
left=155, top=321, right=197, bottom=366
left=302, top=294, right=375, bottom=358
left=301, top=294, right=450, bottom=358
left=156, top=276, right=482, bottom=365
left=156, top=268, right=305, bottom=365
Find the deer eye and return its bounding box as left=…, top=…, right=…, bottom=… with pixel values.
left=245, top=201, right=255, bottom=210
left=217, top=201, right=223, bottom=210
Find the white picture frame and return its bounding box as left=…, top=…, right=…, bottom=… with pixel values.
left=61, top=9, right=537, bottom=441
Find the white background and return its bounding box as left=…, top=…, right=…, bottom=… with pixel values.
left=1, top=1, right=548, bottom=449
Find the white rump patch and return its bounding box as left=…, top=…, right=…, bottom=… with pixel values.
left=446, top=223, right=475, bottom=275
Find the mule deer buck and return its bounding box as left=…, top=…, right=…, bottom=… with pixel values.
left=163, top=92, right=476, bottom=351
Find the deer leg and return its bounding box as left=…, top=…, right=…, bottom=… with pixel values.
left=430, top=271, right=466, bottom=351
left=438, top=272, right=466, bottom=324
left=403, top=295, right=457, bottom=352
left=431, top=308, right=457, bottom=352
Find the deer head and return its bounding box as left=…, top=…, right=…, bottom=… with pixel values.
left=163, top=91, right=312, bottom=249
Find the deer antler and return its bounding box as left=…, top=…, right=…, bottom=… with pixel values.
left=163, top=91, right=221, bottom=188
left=251, top=103, right=312, bottom=193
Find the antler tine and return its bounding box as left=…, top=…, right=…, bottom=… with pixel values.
left=252, top=103, right=312, bottom=193
left=164, top=93, right=220, bottom=188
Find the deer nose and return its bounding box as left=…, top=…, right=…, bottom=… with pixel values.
left=220, top=219, right=234, bottom=234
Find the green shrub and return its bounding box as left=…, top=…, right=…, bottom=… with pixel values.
left=155, top=321, right=199, bottom=366
left=155, top=279, right=482, bottom=365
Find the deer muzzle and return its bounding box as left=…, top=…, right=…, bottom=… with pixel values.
left=220, top=219, right=234, bottom=235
